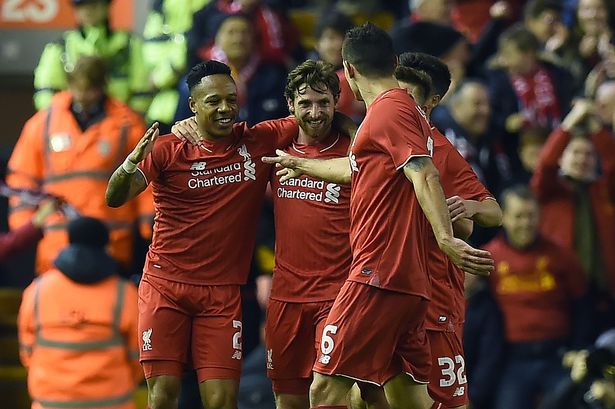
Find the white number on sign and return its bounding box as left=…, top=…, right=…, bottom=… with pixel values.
left=2, top=0, right=58, bottom=23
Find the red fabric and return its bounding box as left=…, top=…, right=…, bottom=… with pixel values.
left=510, top=65, right=562, bottom=129
left=426, top=127, right=494, bottom=332
left=138, top=274, right=242, bottom=382
left=531, top=127, right=615, bottom=295
left=485, top=235, right=587, bottom=343
left=0, top=222, right=43, bottom=263
left=347, top=89, right=433, bottom=297
left=427, top=326, right=469, bottom=407
left=312, top=281, right=431, bottom=385
left=270, top=131, right=351, bottom=302
left=266, top=299, right=332, bottom=392
left=138, top=118, right=297, bottom=285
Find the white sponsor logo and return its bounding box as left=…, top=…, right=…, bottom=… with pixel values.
left=324, top=183, right=340, bottom=203
left=276, top=178, right=342, bottom=204
left=238, top=145, right=256, bottom=181
left=427, top=136, right=434, bottom=157
left=349, top=151, right=359, bottom=173
left=142, top=328, right=153, bottom=351
left=190, top=161, right=207, bottom=171
left=452, top=387, right=465, bottom=397
left=267, top=349, right=274, bottom=370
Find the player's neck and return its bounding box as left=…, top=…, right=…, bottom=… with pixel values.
left=358, top=77, right=400, bottom=107
left=296, top=124, right=333, bottom=145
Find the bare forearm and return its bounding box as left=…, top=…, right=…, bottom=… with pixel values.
left=470, top=199, right=503, bottom=227
left=453, top=218, right=474, bottom=240
left=105, top=166, right=145, bottom=208
left=298, top=157, right=351, bottom=184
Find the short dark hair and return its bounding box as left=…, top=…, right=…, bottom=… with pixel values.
left=500, top=184, right=536, bottom=211
left=315, top=11, right=354, bottom=39
left=499, top=23, right=541, bottom=54
left=398, top=52, right=451, bottom=98
left=524, top=0, right=562, bottom=21
left=186, top=60, right=233, bottom=93
left=284, top=59, right=341, bottom=101
left=66, top=55, right=107, bottom=88
left=342, top=23, right=396, bottom=78
left=394, top=66, right=433, bottom=101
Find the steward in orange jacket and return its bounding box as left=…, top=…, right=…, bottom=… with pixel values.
left=531, top=100, right=615, bottom=297
left=7, top=56, right=153, bottom=274
left=18, top=217, right=142, bottom=409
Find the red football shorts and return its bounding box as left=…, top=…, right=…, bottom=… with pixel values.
left=265, top=299, right=334, bottom=394
left=427, top=325, right=468, bottom=408
left=312, top=281, right=431, bottom=386
left=138, top=273, right=243, bottom=383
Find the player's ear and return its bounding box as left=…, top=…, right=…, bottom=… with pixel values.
left=343, top=61, right=355, bottom=79
left=286, top=97, right=294, bottom=114
left=188, top=96, right=197, bottom=114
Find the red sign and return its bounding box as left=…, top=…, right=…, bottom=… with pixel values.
left=0, top=0, right=134, bottom=30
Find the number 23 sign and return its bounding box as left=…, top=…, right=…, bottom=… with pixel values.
left=1, top=0, right=133, bottom=30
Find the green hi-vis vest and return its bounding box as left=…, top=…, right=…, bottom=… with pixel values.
left=34, top=26, right=153, bottom=115
left=142, top=0, right=211, bottom=124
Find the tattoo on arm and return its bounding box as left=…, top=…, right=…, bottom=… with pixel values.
left=405, top=156, right=430, bottom=171
left=106, top=167, right=147, bottom=208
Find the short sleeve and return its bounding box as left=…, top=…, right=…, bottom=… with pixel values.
left=443, top=145, right=493, bottom=201
left=378, top=99, right=431, bottom=169
left=138, top=136, right=172, bottom=184
left=247, top=116, right=299, bottom=150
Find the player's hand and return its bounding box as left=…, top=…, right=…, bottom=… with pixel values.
left=262, top=150, right=305, bottom=182
left=439, top=237, right=494, bottom=276
left=128, top=122, right=159, bottom=164
left=172, top=116, right=201, bottom=145
left=447, top=196, right=478, bottom=223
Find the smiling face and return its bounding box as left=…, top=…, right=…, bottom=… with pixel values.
left=560, top=137, right=597, bottom=182
left=189, top=74, right=239, bottom=140
left=578, top=0, right=609, bottom=36
left=288, top=84, right=336, bottom=140
left=502, top=194, right=540, bottom=249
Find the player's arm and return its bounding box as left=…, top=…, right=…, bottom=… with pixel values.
left=106, top=123, right=159, bottom=208
left=333, top=111, right=358, bottom=143
left=263, top=150, right=351, bottom=184
left=453, top=218, right=474, bottom=241
left=447, top=196, right=503, bottom=227
left=403, top=157, right=494, bottom=275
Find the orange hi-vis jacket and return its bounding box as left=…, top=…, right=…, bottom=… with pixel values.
left=18, top=270, right=142, bottom=409
left=7, top=91, right=154, bottom=273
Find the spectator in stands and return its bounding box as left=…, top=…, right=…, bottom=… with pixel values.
left=487, top=24, right=575, bottom=138
left=523, top=0, right=566, bottom=54
left=531, top=98, right=615, bottom=337
left=553, top=0, right=614, bottom=92
left=175, top=14, right=289, bottom=125
left=585, top=37, right=615, bottom=97
left=187, top=0, right=301, bottom=69
left=18, top=216, right=141, bottom=409
left=432, top=80, right=513, bottom=197
left=310, top=11, right=364, bottom=123
left=405, top=0, right=454, bottom=25
left=8, top=56, right=154, bottom=276
left=540, top=328, right=615, bottom=409
left=34, top=0, right=151, bottom=115
left=142, top=0, right=211, bottom=132
left=485, top=185, right=591, bottom=409
left=463, top=273, right=504, bottom=409
left=514, top=126, right=549, bottom=184
left=0, top=200, right=58, bottom=263
left=594, top=80, right=615, bottom=131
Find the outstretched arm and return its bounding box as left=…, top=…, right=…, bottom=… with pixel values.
left=263, top=150, right=351, bottom=184
left=106, top=123, right=159, bottom=208
left=403, top=157, right=494, bottom=276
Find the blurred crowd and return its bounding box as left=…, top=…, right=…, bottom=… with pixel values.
left=2, top=0, right=615, bottom=408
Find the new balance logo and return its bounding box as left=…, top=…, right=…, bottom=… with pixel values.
left=142, top=328, right=153, bottom=351
left=190, top=161, right=207, bottom=171
left=349, top=152, right=359, bottom=172
left=324, top=183, right=340, bottom=203
left=232, top=350, right=242, bottom=360
left=452, top=387, right=465, bottom=397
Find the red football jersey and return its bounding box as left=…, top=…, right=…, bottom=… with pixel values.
left=138, top=118, right=297, bottom=285
left=426, top=127, right=494, bottom=332
left=347, top=88, right=433, bottom=297
left=485, top=235, right=587, bottom=343
left=270, top=130, right=352, bottom=302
